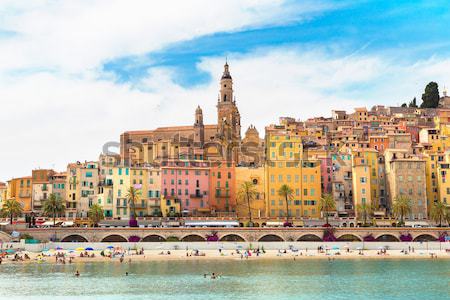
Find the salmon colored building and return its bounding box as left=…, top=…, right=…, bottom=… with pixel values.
left=161, top=160, right=210, bottom=216
left=209, top=161, right=236, bottom=215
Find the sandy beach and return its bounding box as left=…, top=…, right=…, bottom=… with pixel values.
left=1, top=247, right=449, bottom=265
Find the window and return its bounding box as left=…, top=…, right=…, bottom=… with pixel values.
left=271, top=188, right=275, bottom=196
left=303, top=189, right=307, bottom=196
left=360, top=177, right=366, bottom=183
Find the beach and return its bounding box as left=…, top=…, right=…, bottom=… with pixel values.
left=1, top=246, right=449, bottom=266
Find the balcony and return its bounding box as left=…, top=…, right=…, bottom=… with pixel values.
left=190, top=194, right=203, bottom=199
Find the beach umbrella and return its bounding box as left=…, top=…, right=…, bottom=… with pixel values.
left=356, top=247, right=363, bottom=250
left=75, top=247, right=85, bottom=251
left=5, top=249, right=15, bottom=253
left=106, top=246, right=114, bottom=249
left=85, top=247, right=94, bottom=251
left=332, top=246, right=340, bottom=250
left=56, top=246, right=63, bottom=250
left=378, top=246, right=385, bottom=250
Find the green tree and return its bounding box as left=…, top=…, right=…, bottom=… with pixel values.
left=319, top=193, right=336, bottom=225
left=392, top=195, right=412, bottom=226
left=409, top=97, right=418, bottom=108
left=42, top=193, right=65, bottom=226
left=356, top=202, right=374, bottom=226
left=126, top=186, right=141, bottom=223
left=401, top=103, right=407, bottom=107
left=88, top=203, right=105, bottom=227
left=237, top=181, right=258, bottom=226
left=278, top=184, right=294, bottom=224
left=1, top=198, right=23, bottom=225
left=430, top=200, right=448, bottom=227
left=420, top=81, right=440, bottom=108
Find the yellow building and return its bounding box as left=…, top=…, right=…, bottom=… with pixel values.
left=351, top=149, right=380, bottom=215
left=235, top=166, right=266, bottom=220
left=7, top=176, right=32, bottom=213
left=436, top=152, right=450, bottom=210
left=66, top=161, right=99, bottom=218
left=103, top=166, right=161, bottom=219
left=160, top=195, right=181, bottom=217
left=0, top=182, right=7, bottom=208
left=265, top=132, right=321, bottom=219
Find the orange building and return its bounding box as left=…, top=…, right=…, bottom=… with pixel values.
left=209, top=161, right=236, bottom=215
left=7, top=176, right=33, bottom=213
left=369, top=135, right=389, bottom=153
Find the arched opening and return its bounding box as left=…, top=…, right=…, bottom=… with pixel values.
left=219, top=234, right=245, bottom=242
left=61, top=234, right=88, bottom=242
left=375, top=234, right=400, bottom=242
left=142, top=235, right=166, bottom=242
left=413, top=234, right=438, bottom=242
left=258, top=234, right=284, bottom=242
left=349, top=223, right=355, bottom=227
left=342, top=223, right=347, bottom=227
left=337, top=234, right=362, bottom=242
left=297, top=234, right=322, bottom=242
left=101, top=234, right=128, bottom=242
left=181, top=234, right=206, bottom=242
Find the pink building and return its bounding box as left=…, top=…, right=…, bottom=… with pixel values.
left=320, top=157, right=332, bottom=194
left=161, top=160, right=210, bottom=216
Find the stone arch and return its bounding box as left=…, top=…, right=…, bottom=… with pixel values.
left=413, top=234, right=438, bottom=242
left=181, top=234, right=206, bottom=242
left=375, top=234, right=400, bottom=242
left=219, top=234, right=246, bottom=242
left=297, top=234, right=322, bottom=241
left=336, top=234, right=362, bottom=242
left=61, top=234, right=88, bottom=242
left=142, top=234, right=167, bottom=242
left=101, top=234, right=128, bottom=242
left=258, top=234, right=284, bottom=242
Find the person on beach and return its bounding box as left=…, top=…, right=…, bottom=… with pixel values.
left=211, top=273, right=216, bottom=279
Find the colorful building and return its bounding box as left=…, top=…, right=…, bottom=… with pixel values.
left=161, top=160, right=210, bottom=216
left=235, top=166, right=266, bottom=220
left=7, top=176, right=32, bottom=213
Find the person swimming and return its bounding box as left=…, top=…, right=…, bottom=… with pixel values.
left=75, top=270, right=80, bottom=277
left=211, top=273, right=217, bottom=279
left=125, top=272, right=129, bottom=276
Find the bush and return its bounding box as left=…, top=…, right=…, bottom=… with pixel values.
left=166, top=236, right=180, bottom=242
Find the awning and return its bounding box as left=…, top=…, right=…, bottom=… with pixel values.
left=0, top=222, right=9, bottom=226
left=61, top=221, right=74, bottom=227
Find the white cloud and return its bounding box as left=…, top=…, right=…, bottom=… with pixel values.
left=1, top=1, right=450, bottom=182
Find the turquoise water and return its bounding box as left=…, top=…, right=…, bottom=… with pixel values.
left=0, top=260, right=449, bottom=300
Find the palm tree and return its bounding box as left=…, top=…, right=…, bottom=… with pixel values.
left=1, top=198, right=23, bottom=225
left=278, top=184, right=294, bottom=224
left=356, top=202, right=374, bottom=226
left=43, top=193, right=66, bottom=226
left=319, top=193, right=336, bottom=225
left=237, top=181, right=258, bottom=226
left=126, top=186, right=141, bottom=227
left=430, top=200, right=448, bottom=227
left=88, top=204, right=105, bottom=227
left=392, top=195, right=412, bottom=226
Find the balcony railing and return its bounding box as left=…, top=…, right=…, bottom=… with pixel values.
left=190, top=194, right=203, bottom=199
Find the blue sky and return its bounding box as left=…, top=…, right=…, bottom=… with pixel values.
left=1, top=0, right=450, bottom=180
left=103, top=0, right=450, bottom=88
